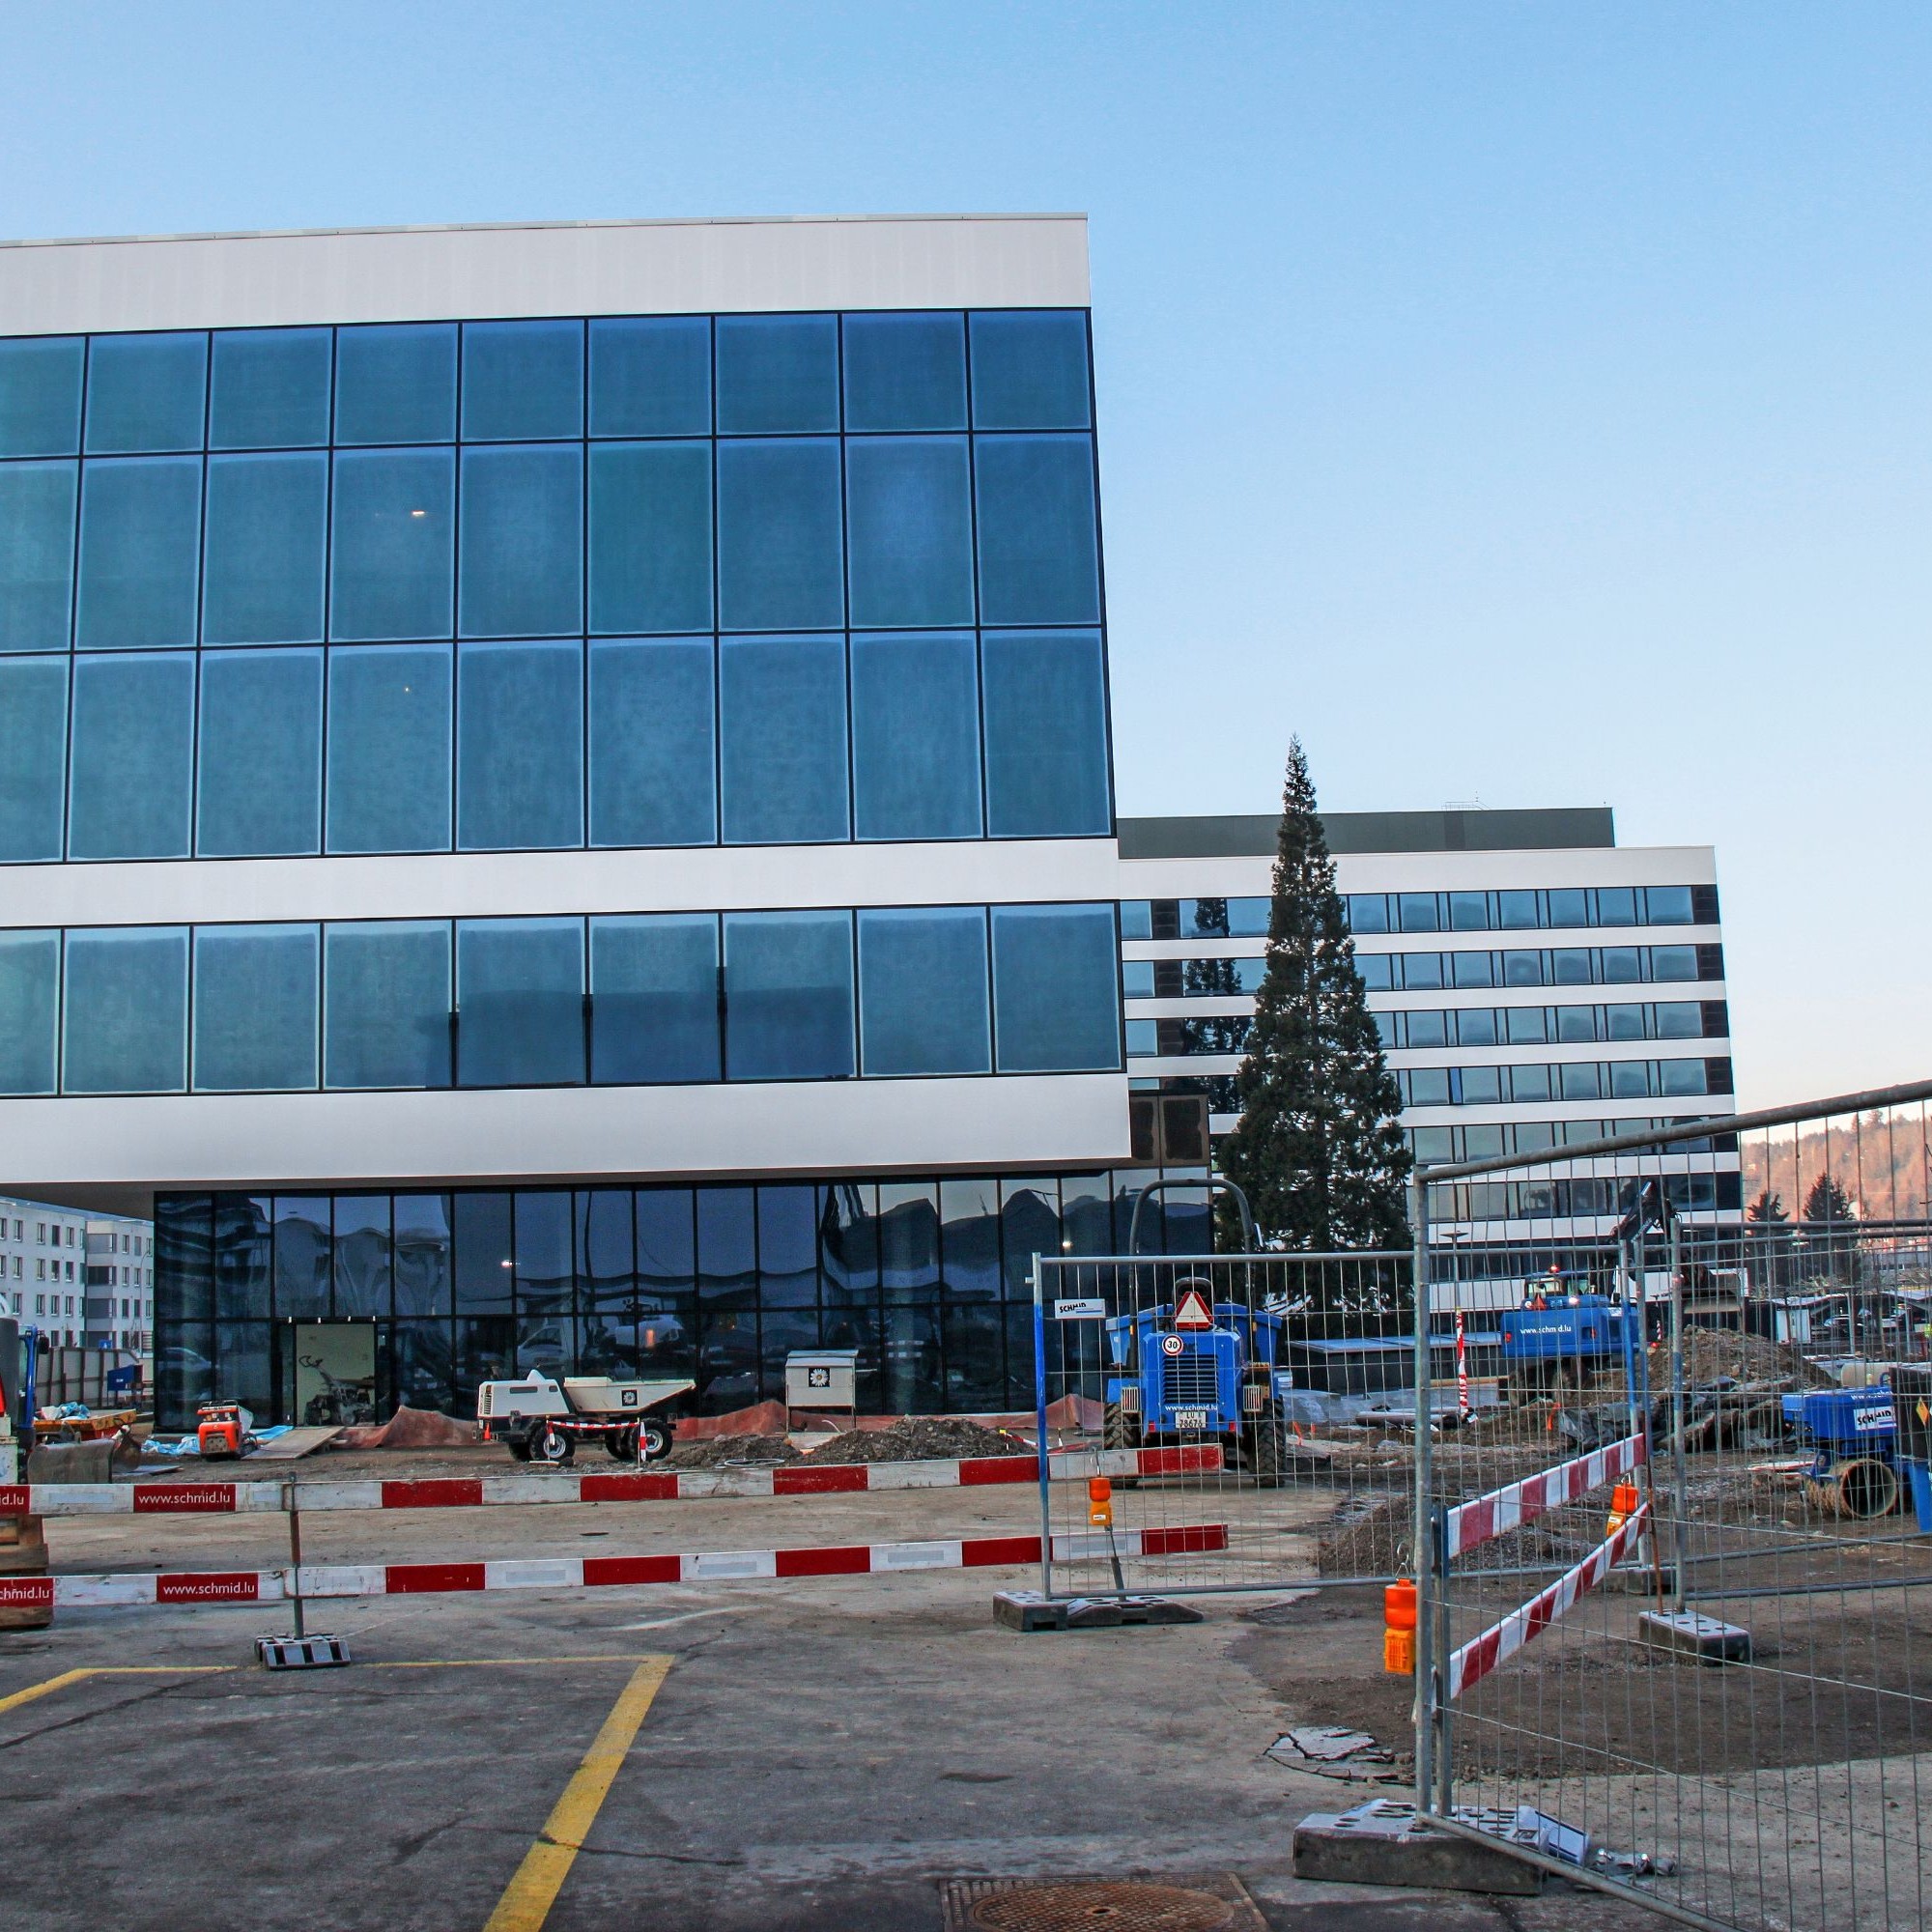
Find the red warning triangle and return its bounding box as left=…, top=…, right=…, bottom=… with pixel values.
left=1173, top=1287, right=1216, bottom=1332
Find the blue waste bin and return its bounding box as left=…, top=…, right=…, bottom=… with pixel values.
left=1891, top=1366, right=1932, bottom=1532
left=1905, top=1461, right=1932, bottom=1534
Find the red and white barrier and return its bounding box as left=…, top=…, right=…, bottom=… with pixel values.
left=0, top=1521, right=1232, bottom=1612
left=1444, top=1431, right=1647, bottom=1560
left=1445, top=1503, right=1649, bottom=1700
left=4, top=1444, right=1220, bottom=1520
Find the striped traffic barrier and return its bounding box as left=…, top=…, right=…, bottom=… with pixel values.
left=0, top=1521, right=1233, bottom=1612
left=2, top=1443, right=1223, bottom=1520
left=1444, top=1503, right=1649, bottom=1700
left=1443, top=1430, right=1647, bottom=1559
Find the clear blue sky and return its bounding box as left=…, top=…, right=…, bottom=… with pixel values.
left=5, top=3, right=1927, bottom=1106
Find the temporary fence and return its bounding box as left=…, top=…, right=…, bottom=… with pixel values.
left=1412, top=1079, right=1932, bottom=1932
left=29, top=1345, right=142, bottom=1410
left=1030, top=1248, right=1417, bottom=1601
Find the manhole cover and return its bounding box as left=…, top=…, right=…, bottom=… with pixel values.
left=964, top=1881, right=1236, bottom=1932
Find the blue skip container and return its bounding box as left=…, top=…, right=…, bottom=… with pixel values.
left=1795, top=1387, right=1897, bottom=1459
left=1791, top=1387, right=1901, bottom=1519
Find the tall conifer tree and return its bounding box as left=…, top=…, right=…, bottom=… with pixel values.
left=1216, top=740, right=1411, bottom=1251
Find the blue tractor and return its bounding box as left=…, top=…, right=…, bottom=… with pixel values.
left=1498, top=1288, right=1645, bottom=1399
left=1103, top=1282, right=1291, bottom=1478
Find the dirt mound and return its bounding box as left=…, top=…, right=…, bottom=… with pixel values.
left=1650, top=1328, right=1830, bottom=1389
left=1316, top=1483, right=1607, bottom=1580
left=810, top=1416, right=1032, bottom=1464
left=334, top=1406, right=480, bottom=1450
left=1317, top=1492, right=1413, bottom=1578
left=663, top=1433, right=802, bottom=1469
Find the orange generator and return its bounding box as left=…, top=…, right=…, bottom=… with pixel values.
left=196, top=1403, right=255, bottom=1460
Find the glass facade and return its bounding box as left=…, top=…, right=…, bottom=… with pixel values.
left=1347, top=945, right=1717, bottom=993
left=0, top=309, right=1114, bottom=863
left=1119, top=885, right=1719, bottom=945
left=12, top=290, right=1137, bottom=1425
left=0, top=903, right=1122, bottom=1094
left=157, top=1168, right=1183, bottom=1430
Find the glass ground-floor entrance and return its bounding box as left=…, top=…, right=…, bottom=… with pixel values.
left=152, top=1170, right=1217, bottom=1431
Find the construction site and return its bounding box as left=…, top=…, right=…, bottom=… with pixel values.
left=0, top=139, right=1925, bottom=1927
left=0, top=1094, right=1927, bottom=1932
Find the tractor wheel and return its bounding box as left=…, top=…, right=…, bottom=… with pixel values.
left=530, top=1422, right=575, bottom=1466
left=1247, top=1409, right=1287, bottom=1487
left=606, top=1424, right=639, bottom=1463
left=639, top=1416, right=672, bottom=1462
left=1102, top=1402, right=1144, bottom=1487
left=505, top=1435, right=532, bottom=1463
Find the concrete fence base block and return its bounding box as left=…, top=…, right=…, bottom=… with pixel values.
left=1292, top=1802, right=1541, bottom=1896
left=1607, top=1564, right=1677, bottom=1596
left=1639, top=1608, right=1751, bottom=1662
left=993, top=1590, right=1205, bottom=1632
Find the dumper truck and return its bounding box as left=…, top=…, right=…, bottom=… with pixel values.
left=476, top=1372, right=695, bottom=1465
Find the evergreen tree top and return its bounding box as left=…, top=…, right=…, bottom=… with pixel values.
left=1215, top=738, right=1411, bottom=1256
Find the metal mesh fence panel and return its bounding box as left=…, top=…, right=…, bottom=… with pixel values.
left=1031, top=1251, right=1416, bottom=1600
left=1413, top=1082, right=1932, bottom=1932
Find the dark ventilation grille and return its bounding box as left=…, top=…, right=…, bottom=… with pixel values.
left=1163, top=1356, right=1219, bottom=1406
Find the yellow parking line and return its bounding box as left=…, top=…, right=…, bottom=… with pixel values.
left=482, top=1655, right=674, bottom=1932
left=0, top=1654, right=649, bottom=1720
left=366, top=1656, right=662, bottom=1671
left=0, top=1664, right=230, bottom=1717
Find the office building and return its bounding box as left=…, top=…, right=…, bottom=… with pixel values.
left=0, top=215, right=1741, bottom=1423
left=1119, top=809, right=1741, bottom=1270
left=0, top=215, right=1131, bottom=1426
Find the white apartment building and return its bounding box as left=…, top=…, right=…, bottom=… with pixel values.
left=84, top=1214, right=156, bottom=1350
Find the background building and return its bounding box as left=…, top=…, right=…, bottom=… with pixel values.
left=1119, top=808, right=1741, bottom=1278
left=84, top=1216, right=155, bottom=1351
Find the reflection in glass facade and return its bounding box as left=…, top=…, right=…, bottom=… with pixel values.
left=156, top=1171, right=1205, bottom=1430
left=0, top=309, right=1114, bottom=863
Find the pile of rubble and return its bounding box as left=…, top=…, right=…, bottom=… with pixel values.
left=1649, top=1327, right=1833, bottom=1391
left=810, top=1416, right=1032, bottom=1464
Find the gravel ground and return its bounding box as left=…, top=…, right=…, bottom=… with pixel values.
left=663, top=1433, right=803, bottom=1469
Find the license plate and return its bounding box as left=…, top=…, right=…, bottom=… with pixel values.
left=1173, top=1407, right=1210, bottom=1431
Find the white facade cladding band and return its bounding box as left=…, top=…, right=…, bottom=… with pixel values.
left=0, top=215, right=1093, bottom=335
